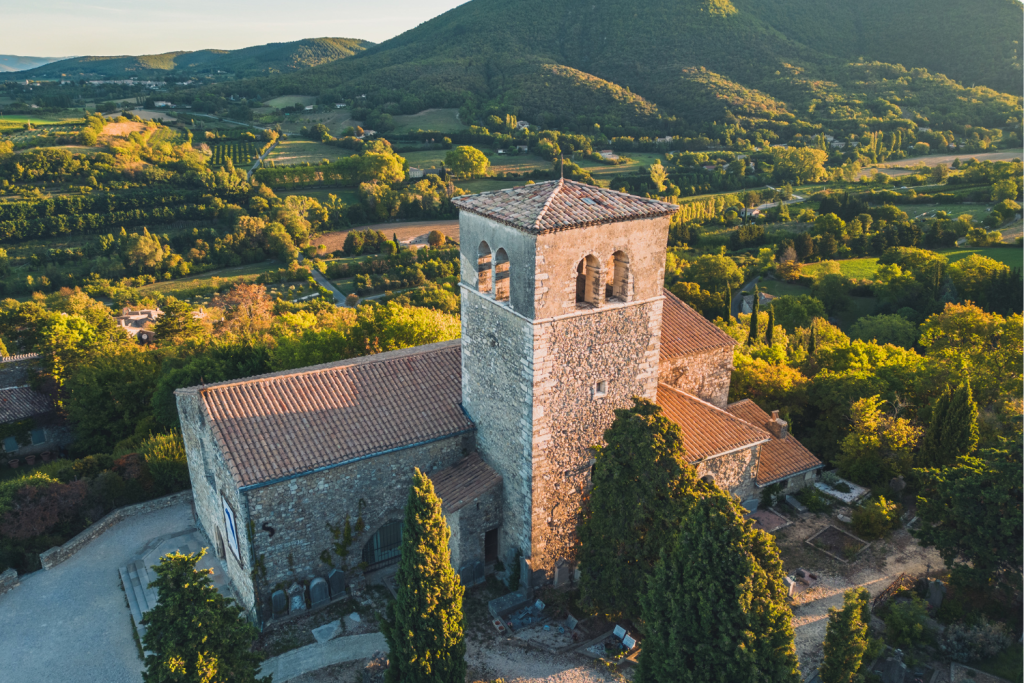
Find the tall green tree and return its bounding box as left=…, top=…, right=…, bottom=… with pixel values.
left=578, top=398, right=700, bottom=620
left=154, top=297, right=209, bottom=349
left=766, top=304, right=775, bottom=346
left=636, top=489, right=800, bottom=683
left=748, top=291, right=760, bottom=345
left=914, top=441, right=1023, bottom=590
left=381, top=469, right=466, bottom=683
left=142, top=550, right=266, bottom=683
left=820, top=589, right=870, bottom=683
left=918, top=380, right=979, bottom=468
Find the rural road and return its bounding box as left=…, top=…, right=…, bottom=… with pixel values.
left=732, top=276, right=760, bottom=321
left=248, top=140, right=279, bottom=180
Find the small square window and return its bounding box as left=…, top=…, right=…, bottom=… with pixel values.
left=593, top=380, right=608, bottom=398
left=30, top=428, right=46, bottom=445
left=3, top=436, right=18, bottom=453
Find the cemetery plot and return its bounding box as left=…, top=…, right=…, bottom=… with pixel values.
left=210, top=140, right=258, bottom=167
left=805, top=525, right=870, bottom=563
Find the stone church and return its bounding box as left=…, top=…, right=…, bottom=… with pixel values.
left=177, top=179, right=821, bottom=622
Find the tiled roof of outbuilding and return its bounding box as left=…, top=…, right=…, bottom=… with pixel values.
left=657, top=384, right=769, bottom=461
left=660, top=289, right=737, bottom=358
left=0, top=386, right=53, bottom=423
left=0, top=353, right=40, bottom=364
left=176, top=341, right=473, bottom=489
left=726, top=400, right=822, bottom=485
left=429, top=453, right=502, bottom=513
left=451, top=179, right=678, bottom=233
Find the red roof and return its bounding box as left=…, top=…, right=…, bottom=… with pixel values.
left=726, top=400, right=822, bottom=485
left=657, top=384, right=769, bottom=461
left=178, top=341, right=473, bottom=489
left=429, top=453, right=501, bottom=513
left=660, top=289, right=737, bottom=358
left=451, top=178, right=678, bottom=233
left=0, top=386, right=52, bottom=423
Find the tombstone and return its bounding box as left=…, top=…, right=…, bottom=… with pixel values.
left=287, top=582, right=307, bottom=614
left=786, top=495, right=809, bottom=513
left=565, top=613, right=579, bottom=631
left=926, top=579, right=946, bottom=611
left=783, top=576, right=796, bottom=598
left=533, top=599, right=545, bottom=613
left=553, top=559, right=570, bottom=588
left=310, top=577, right=330, bottom=609
left=837, top=513, right=853, bottom=524
left=459, top=564, right=473, bottom=586
left=471, top=561, right=485, bottom=586
left=623, top=634, right=637, bottom=650
left=613, top=624, right=627, bottom=640
left=271, top=589, right=288, bottom=618
left=573, top=566, right=581, bottom=583
left=328, top=569, right=346, bottom=599
left=889, top=477, right=906, bottom=495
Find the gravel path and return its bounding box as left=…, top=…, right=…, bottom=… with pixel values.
left=0, top=503, right=195, bottom=683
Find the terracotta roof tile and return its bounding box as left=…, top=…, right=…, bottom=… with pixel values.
left=660, top=289, right=737, bottom=358
left=177, top=341, right=473, bottom=489
left=0, top=353, right=40, bottom=364
left=0, top=386, right=52, bottom=423
left=451, top=179, right=678, bottom=233
left=726, top=400, right=822, bottom=485
left=429, top=453, right=502, bottom=513
left=657, top=384, right=769, bottom=461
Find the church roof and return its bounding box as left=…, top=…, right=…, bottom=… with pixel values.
left=657, top=384, right=769, bottom=461
left=726, top=400, right=822, bottom=485
left=451, top=179, right=678, bottom=234
left=429, top=453, right=502, bottom=513
left=660, top=289, right=737, bottom=358
left=178, top=341, right=473, bottom=489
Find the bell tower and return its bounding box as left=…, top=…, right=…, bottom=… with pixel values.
left=453, top=179, right=678, bottom=576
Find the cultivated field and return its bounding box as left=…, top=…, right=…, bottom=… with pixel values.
left=897, top=203, right=993, bottom=221
left=876, top=149, right=1023, bottom=169
left=390, top=108, right=465, bottom=134
left=0, top=114, right=81, bottom=133
left=211, top=140, right=259, bottom=166
left=125, top=108, right=177, bottom=122
left=801, top=246, right=1023, bottom=281
left=264, top=95, right=317, bottom=109
left=316, top=220, right=460, bottom=252
left=401, top=150, right=448, bottom=169
left=268, top=139, right=347, bottom=166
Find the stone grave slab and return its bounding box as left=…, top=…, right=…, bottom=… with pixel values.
left=312, top=619, right=341, bottom=644
left=272, top=590, right=288, bottom=618
left=553, top=561, right=569, bottom=588
left=328, top=569, right=346, bottom=598
left=565, top=613, right=579, bottom=631
left=287, top=583, right=306, bottom=614
left=613, top=625, right=627, bottom=640
left=623, top=634, right=637, bottom=650
left=310, top=577, right=329, bottom=609
left=785, top=495, right=809, bottom=513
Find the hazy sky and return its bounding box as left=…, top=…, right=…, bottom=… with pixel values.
left=0, top=0, right=468, bottom=57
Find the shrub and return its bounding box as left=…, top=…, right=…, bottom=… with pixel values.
left=852, top=496, right=900, bottom=540
left=141, top=432, right=190, bottom=496
left=0, top=477, right=89, bottom=540
left=795, top=485, right=831, bottom=513
left=940, top=617, right=1012, bottom=663
left=884, top=594, right=928, bottom=648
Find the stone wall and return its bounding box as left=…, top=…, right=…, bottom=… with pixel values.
left=460, top=290, right=535, bottom=561
left=529, top=302, right=663, bottom=573
left=244, top=433, right=473, bottom=597
left=446, top=484, right=502, bottom=570
left=695, top=445, right=760, bottom=503
left=39, top=490, right=193, bottom=570
left=177, top=390, right=257, bottom=616
left=659, top=346, right=733, bottom=408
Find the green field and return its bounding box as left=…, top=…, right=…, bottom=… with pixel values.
left=803, top=258, right=881, bottom=280
left=268, top=139, right=348, bottom=166
left=279, top=187, right=359, bottom=204
left=896, top=203, right=992, bottom=221
left=758, top=279, right=812, bottom=298
left=401, top=150, right=448, bottom=169
left=138, top=261, right=280, bottom=299
left=457, top=179, right=523, bottom=193
left=390, top=108, right=465, bottom=134
left=0, top=114, right=80, bottom=132
left=936, top=246, right=1023, bottom=269
left=211, top=140, right=258, bottom=167
left=489, top=153, right=552, bottom=175
left=264, top=95, right=317, bottom=109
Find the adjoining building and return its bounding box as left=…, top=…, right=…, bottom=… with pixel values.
left=177, top=179, right=821, bottom=624
left=0, top=354, right=70, bottom=464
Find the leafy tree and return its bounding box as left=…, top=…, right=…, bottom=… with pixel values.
left=947, top=254, right=1009, bottom=307
left=125, top=231, right=165, bottom=273
left=636, top=489, right=800, bottom=683
left=883, top=594, right=928, bottom=648
left=381, top=469, right=466, bottom=683
left=444, top=145, right=489, bottom=178
left=810, top=262, right=851, bottom=314
left=154, top=298, right=210, bottom=349
left=915, top=442, right=1023, bottom=590
left=649, top=162, right=668, bottom=193
left=991, top=179, right=1017, bottom=202
left=849, top=314, right=917, bottom=348
left=772, top=294, right=826, bottom=331
left=579, top=398, right=701, bottom=620
left=682, top=254, right=744, bottom=294
left=772, top=147, right=827, bottom=184
left=142, top=550, right=266, bottom=683
left=836, top=395, right=921, bottom=485
left=820, top=589, right=870, bottom=683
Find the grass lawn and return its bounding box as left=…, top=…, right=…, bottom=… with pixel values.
left=976, top=645, right=1023, bottom=682
left=936, top=246, right=1023, bottom=269
left=401, top=150, right=448, bottom=169
left=333, top=278, right=356, bottom=295
left=390, top=109, right=465, bottom=134
left=268, top=139, right=348, bottom=166
left=264, top=95, right=317, bottom=109
left=758, top=279, right=811, bottom=298
left=577, top=152, right=666, bottom=186
left=279, top=187, right=359, bottom=204
left=803, top=258, right=881, bottom=280
left=137, top=261, right=279, bottom=298
left=0, top=114, right=79, bottom=131
left=488, top=154, right=551, bottom=175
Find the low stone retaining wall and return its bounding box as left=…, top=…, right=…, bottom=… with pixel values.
left=40, top=490, right=193, bottom=570
left=0, top=567, right=19, bottom=596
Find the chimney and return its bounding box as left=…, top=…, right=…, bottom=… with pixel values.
left=767, top=410, right=788, bottom=439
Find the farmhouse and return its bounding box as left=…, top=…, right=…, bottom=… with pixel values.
left=177, top=179, right=821, bottom=623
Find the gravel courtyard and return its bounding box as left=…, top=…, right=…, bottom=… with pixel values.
left=0, top=502, right=194, bottom=683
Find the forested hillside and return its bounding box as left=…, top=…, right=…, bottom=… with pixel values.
left=19, top=38, right=371, bottom=79
left=207, top=0, right=1021, bottom=134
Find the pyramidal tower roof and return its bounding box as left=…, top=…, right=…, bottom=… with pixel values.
left=451, top=179, right=679, bottom=233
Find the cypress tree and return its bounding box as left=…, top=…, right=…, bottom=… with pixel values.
left=381, top=469, right=466, bottom=683
left=766, top=304, right=775, bottom=346
left=637, top=490, right=800, bottom=683
left=941, top=379, right=979, bottom=465
left=808, top=323, right=817, bottom=356
left=393, top=232, right=400, bottom=250
left=918, top=387, right=952, bottom=467
left=578, top=398, right=701, bottom=620
left=747, top=290, right=760, bottom=345
left=820, top=588, right=870, bottom=683
left=142, top=550, right=266, bottom=683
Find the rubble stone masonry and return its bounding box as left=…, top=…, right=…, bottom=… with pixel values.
left=659, top=346, right=734, bottom=408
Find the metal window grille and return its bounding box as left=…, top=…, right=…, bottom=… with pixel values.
left=362, top=519, right=403, bottom=570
